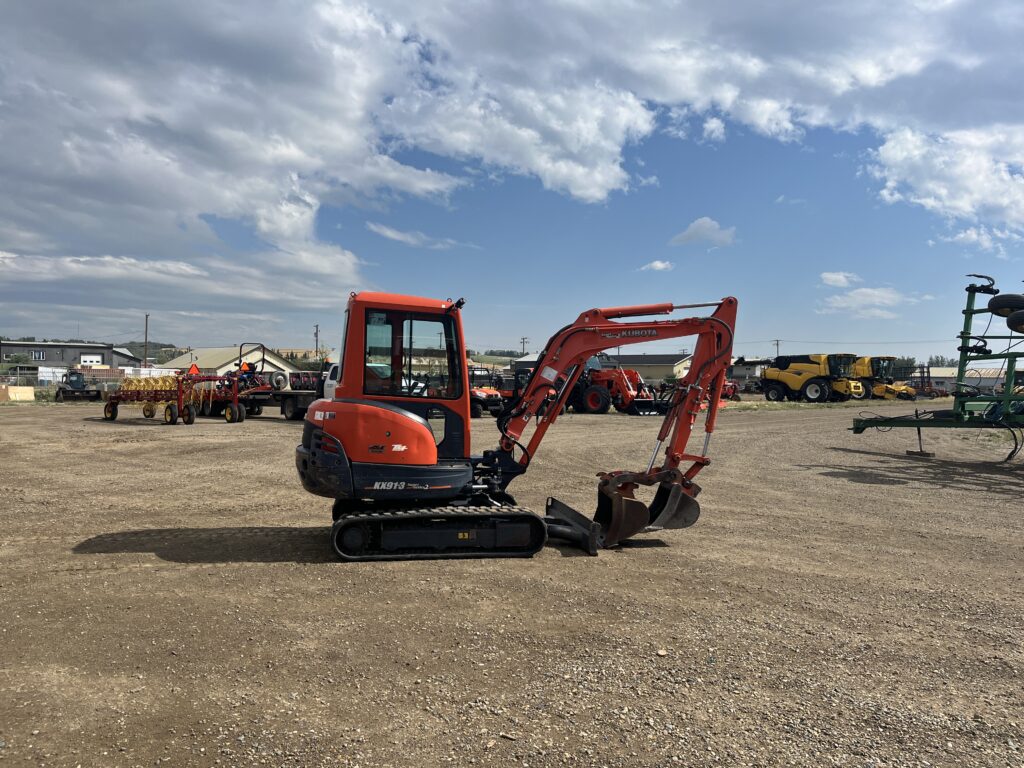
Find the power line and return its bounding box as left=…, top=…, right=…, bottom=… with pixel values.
left=89, top=329, right=144, bottom=340
left=733, top=338, right=954, bottom=345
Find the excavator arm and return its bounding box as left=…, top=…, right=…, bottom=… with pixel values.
left=482, top=296, right=738, bottom=552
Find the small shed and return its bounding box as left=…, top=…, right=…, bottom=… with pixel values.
left=928, top=366, right=1011, bottom=393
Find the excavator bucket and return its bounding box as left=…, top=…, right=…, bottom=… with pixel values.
left=593, top=489, right=653, bottom=547
left=543, top=472, right=702, bottom=552
left=645, top=481, right=701, bottom=531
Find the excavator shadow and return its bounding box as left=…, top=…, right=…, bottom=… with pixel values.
left=797, top=446, right=1024, bottom=498
left=73, top=526, right=334, bottom=564
left=546, top=538, right=669, bottom=557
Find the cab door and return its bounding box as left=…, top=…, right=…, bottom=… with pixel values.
left=361, top=309, right=469, bottom=459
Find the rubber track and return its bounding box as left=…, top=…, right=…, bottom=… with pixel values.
left=331, top=505, right=546, bottom=561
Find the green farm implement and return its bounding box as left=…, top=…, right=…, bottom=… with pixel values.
left=852, top=275, right=1024, bottom=461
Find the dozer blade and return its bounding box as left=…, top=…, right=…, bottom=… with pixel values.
left=544, top=494, right=647, bottom=553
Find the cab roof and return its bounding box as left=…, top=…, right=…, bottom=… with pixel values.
left=349, top=291, right=456, bottom=313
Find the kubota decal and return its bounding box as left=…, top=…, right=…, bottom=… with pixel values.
left=602, top=329, right=657, bottom=338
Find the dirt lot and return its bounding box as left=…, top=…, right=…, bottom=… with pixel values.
left=1, top=401, right=1022, bottom=767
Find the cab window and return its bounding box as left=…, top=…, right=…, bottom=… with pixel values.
left=364, top=309, right=462, bottom=399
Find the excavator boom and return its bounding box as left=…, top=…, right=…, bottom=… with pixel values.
left=481, top=298, right=737, bottom=550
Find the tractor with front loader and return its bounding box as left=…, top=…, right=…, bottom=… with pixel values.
left=566, top=357, right=661, bottom=415
left=295, top=291, right=737, bottom=560
left=55, top=370, right=103, bottom=402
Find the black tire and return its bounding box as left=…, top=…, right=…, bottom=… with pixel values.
left=200, top=398, right=213, bottom=418
left=163, top=403, right=179, bottom=425
left=224, top=403, right=240, bottom=423
left=249, top=404, right=263, bottom=417
left=1007, top=309, right=1024, bottom=334
left=581, top=385, right=611, bottom=414
left=236, top=403, right=246, bottom=423
left=282, top=398, right=298, bottom=420
left=470, top=400, right=484, bottom=418
left=182, top=403, right=197, bottom=425
left=851, top=379, right=873, bottom=400
left=142, top=401, right=156, bottom=418
left=269, top=371, right=288, bottom=390
left=763, top=383, right=786, bottom=402
left=103, top=401, right=118, bottom=421
left=801, top=378, right=831, bottom=403
left=988, top=294, right=1024, bottom=317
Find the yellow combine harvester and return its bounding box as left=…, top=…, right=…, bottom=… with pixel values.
left=850, top=356, right=917, bottom=400
left=760, top=354, right=864, bottom=402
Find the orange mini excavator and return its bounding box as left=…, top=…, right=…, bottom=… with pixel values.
left=295, top=292, right=737, bottom=560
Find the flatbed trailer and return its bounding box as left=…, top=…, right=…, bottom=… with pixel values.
left=245, top=367, right=336, bottom=420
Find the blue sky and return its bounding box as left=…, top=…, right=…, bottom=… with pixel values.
left=321, top=124, right=1014, bottom=360
left=0, top=1, right=1021, bottom=362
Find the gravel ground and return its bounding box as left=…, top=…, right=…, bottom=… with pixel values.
left=0, top=401, right=1022, bottom=767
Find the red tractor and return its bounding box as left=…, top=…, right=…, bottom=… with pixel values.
left=570, top=366, right=660, bottom=414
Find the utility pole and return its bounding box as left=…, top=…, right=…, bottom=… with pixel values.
left=314, top=324, right=320, bottom=359
left=773, top=339, right=780, bottom=357
left=143, top=313, right=150, bottom=368
left=520, top=336, right=529, bottom=355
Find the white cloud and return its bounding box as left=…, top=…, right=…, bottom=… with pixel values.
left=669, top=217, right=736, bottom=247
left=365, top=222, right=474, bottom=250
left=820, top=271, right=862, bottom=288
left=640, top=260, right=674, bottom=272
left=818, top=285, right=931, bottom=319
left=937, top=226, right=1021, bottom=259
left=702, top=117, right=726, bottom=142
left=871, top=128, right=1024, bottom=231
left=1, top=0, right=1023, bottom=338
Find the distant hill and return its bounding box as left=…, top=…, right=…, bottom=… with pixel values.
left=118, top=341, right=181, bottom=364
